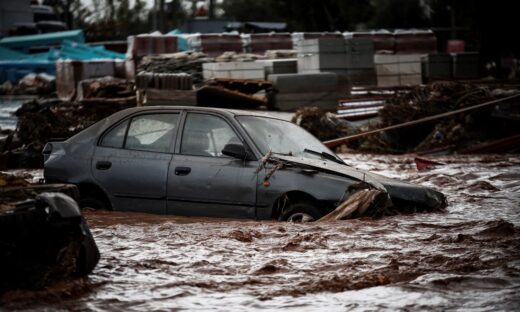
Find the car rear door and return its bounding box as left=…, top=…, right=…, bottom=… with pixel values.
left=167, top=112, right=258, bottom=218
left=92, top=112, right=180, bottom=213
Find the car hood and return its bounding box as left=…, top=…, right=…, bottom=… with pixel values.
left=274, top=155, right=446, bottom=209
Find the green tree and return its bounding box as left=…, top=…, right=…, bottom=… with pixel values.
left=368, top=0, right=429, bottom=29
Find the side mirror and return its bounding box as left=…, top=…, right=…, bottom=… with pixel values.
left=222, top=143, right=247, bottom=159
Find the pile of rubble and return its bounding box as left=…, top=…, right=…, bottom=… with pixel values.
left=0, top=73, right=56, bottom=96
left=358, top=81, right=520, bottom=153
left=292, top=106, right=357, bottom=141
left=297, top=82, right=519, bottom=154
left=0, top=172, right=99, bottom=293
left=77, top=77, right=134, bottom=100
left=0, top=97, right=134, bottom=169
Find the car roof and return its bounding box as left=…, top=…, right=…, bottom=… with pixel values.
left=120, top=106, right=292, bottom=121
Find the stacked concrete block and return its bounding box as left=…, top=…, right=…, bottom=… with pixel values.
left=130, top=35, right=178, bottom=59
left=397, top=54, right=422, bottom=85
left=374, top=54, right=423, bottom=86
left=394, top=30, right=437, bottom=54
left=344, top=39, right=376, bottom=86
left=125, top=35, right=179, bottom=79
left=345, top=38, right=375, bottom=68
left=136, top=72, right=193, bottom=90
left=268, top=72, right=338, bottom=111
left=199, top=34, right=243, bottom=57
left=374, top=54, right=399, bottom=87
left=421, top=53, right=452, bottom=81
left=451, top=52, right=479, bottom=79
left=249, top=33, right=293, bottom=54
left=297, top=38, right=348, bottom=72
left=202, top=62, right=265, bottom=80
left=345, top=31, right=395, bottom=53
left=56, top=60, right=117, bottom=101
left=255, top=59, right=298, bottom=78
left=297, top=38, right=376, bottom=87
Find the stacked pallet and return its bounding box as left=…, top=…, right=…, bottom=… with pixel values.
left=268, top=72, right=338, bottom=111
left=136, top=72, right=196, bottom=106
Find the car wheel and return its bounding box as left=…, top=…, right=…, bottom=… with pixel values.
left=78, top=196, right=108, bottom=210
left=279, top=202, right=323, bottom=222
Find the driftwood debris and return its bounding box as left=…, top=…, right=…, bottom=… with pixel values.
left=319, top=189, right=390, bottom=221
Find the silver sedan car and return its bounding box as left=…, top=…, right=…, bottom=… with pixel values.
left=43, top=106, right=446, bottom=221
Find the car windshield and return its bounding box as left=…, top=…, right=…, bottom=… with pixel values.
left=237, top=116, right=343, bottom=163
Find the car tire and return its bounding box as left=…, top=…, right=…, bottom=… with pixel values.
left=279, top=202, right=323, bottom=222
left=78, top=196, right=108, bottom=210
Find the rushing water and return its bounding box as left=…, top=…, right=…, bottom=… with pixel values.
left=2, top=154, right=520, bottom=311
left=0, top=96, right=32, bottom=130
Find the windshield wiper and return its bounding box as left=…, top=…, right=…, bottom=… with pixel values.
left=303, top=149, right=344, bottom=165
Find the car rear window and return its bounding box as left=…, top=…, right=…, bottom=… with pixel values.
left=99, top=113, right=179, bottom=153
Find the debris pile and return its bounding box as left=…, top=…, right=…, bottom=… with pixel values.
left=77, top=77, right=134, bottom=100
left=0, top=97, right=134, bottom=169
left=0, top=171, right=99, bottom=292
left=138, top=51, right=213, bottom=84
left=359, top=81, right=520, bottom=153
left=319, top=188, right=389, bottom=221
left=0, top=73, right=56, bottom=96
left=292, top=106, right=356, bottom=141
left=0, top=186, right=99, bottom=293
left=215, top=51, right=266, bottom=62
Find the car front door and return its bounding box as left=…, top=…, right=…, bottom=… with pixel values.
left=167, top=112, right=258, bottom=218
left=92, top=112, right=180, bottom=213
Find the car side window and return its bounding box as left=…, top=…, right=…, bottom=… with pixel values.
left=100, top=120, right=128, bottom=148
left=181, top=113, right=241, bottom=157
left=125, top=114, right=179, bottom=153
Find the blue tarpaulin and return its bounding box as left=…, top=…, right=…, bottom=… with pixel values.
left=167, top=29, right=189, bottom=51
left=0, top=30, right=85, bottom=53
left=0, top=46, right=28, bottom=61
left=0, top=38, right=125, bottom=82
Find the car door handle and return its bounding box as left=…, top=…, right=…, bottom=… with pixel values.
left=175, top=167, right=191, bottom=176
left=96, top=161, right=112, bottom=170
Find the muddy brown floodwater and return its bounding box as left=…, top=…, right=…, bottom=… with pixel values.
left=2, top=154, right=520, bottom=311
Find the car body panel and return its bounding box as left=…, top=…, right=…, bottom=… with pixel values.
left=92, top=146, right=172, bottom=214
left=167, top=155, right=258, bottom=218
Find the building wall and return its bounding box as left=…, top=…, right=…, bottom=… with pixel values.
left=0, top=0, right=32, bottom=36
